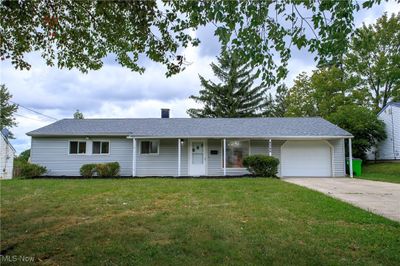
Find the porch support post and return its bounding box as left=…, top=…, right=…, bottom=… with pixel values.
left=223, top=138, right=227, bottom=176
left=348, top=138, right=353, bottom=178
left=132, top=138, right=136, bottom=177
left=178, top=138, right=181, bottom=177
left=268, top=139, right=272, bottom=156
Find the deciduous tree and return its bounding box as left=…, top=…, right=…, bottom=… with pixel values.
left=345, top=12, right=400, bottom=112
left=0, top=84, right=18, bottom=138
left=0, top=0, right=382, bottom=85
left=327, top=105, right=386, bottom=159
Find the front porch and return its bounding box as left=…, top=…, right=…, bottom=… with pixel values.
left=127, top=137, right=352, bottom=178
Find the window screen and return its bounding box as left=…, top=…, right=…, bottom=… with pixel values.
left=141, top=141, right=159, bottom=154
left=70, top=141, right=86, bottom=154
left=70, top=141, right=78, bottom=154
left=93, top=141, right=109, bottom=154
left=78, top=142, right=86, bottom=154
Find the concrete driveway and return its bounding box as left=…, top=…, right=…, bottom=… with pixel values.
left=284, top=178, right=400, bottom=222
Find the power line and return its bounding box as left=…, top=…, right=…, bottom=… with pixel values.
left=14, top=113, right=47, bottom=122
left=10, top=101, right=58, bottom=121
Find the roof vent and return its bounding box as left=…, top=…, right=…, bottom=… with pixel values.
left=161, top=108, right=170, bottom=118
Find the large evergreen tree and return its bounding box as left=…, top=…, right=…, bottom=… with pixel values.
left=0, top=84, right=18, bottom=138
left=187, top=52, right=268, bottom=118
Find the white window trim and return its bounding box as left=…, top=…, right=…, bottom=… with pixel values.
left=139, top=140, right=160, bottom=155
left=221, top=139, right=251, bottom=169
left=68, top=140, right=88, bottom=155
left=92, top=140, right=111, bottom=155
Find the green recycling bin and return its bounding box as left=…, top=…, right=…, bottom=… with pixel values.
left=346, top=158, right=362, bottom=176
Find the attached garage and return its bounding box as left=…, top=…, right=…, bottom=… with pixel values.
left=281, top=140, right=333, bottom=177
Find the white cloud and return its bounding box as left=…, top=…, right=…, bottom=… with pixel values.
left=1, top=32, right=213, bottom=154
left=383, top=0, right=400, bottom=15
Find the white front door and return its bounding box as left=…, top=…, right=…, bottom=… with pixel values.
left=189, top=140, right=206, bottom=176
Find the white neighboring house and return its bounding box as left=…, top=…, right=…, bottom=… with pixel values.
left=367, top=102, right=400, bottom=161
left=0, top=129, right=16, bottom=179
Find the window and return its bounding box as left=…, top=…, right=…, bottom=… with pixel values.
left=93, top=141, right=110, bottom=154
left=225, top=140, right=249, bottom=168
left=69, top=141, right=87, bottom=154
left=141, top=140, right=159, bottom=154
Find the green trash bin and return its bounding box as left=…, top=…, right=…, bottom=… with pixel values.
left=346, top=158, right=362, bottom=177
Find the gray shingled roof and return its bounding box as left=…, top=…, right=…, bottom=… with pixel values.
left=27, top=118, right=352, bottom=138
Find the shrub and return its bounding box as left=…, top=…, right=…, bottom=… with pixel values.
left=14, top=160, right=47, bottom=178
left=80, top=164, right=97, bottom=178
left=106, top=162, right=120, bottom=177
left=95, top=162, right=120, bottom=177
left=243, top=155, right=280, bottom=177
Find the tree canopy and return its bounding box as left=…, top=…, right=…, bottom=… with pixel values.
left=327, top=105, right=386, bottom=159
left=345, top=12, right=400, bottom=112
left=0, top=0, right=383, bottom=85
left=284, top=67, right=363, bottom=117
left=278, top=66, right=387, bottom=159
left=0, top=84, right=18, bottom=138
left=17, top=149, right=31, bottom=162
left=73, top=109, right=84, bottom=119
left=187, top=51, right=267, bottom=118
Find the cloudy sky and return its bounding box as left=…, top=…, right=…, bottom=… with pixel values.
left=1, top=1, right=399, bottom=154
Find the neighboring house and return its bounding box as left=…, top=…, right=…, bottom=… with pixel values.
left=367, top=102, right=400, bottom=161
left=27, top=110, right=354, bottom=177
left=0, top=129, right=16, bottom=179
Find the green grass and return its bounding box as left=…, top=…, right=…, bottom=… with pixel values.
left=357, top=162, right=400, bottom=183
left=1, top=179, right=399, bottom=265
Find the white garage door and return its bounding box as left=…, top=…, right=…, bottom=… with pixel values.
left=281, top=140, right=332, bottom=177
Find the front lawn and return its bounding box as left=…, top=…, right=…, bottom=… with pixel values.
left=357, top=162, right=400, bottom=183
left=1, top=179, right=399, bottom=265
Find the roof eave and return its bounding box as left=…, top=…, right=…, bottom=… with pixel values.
left=126, top=135, right=354, bottom=139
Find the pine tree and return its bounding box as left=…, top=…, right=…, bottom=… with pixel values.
left=187, top=51, right=268, bottom=118
left=73, top=109, right=84, bottom=119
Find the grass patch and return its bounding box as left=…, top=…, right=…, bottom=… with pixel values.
left=356, top=162, right=400, bottom=183
left=1, top=178, right=399, bottom=265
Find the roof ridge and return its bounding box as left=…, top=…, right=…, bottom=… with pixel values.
left=61, top=117, right=324, bottom=120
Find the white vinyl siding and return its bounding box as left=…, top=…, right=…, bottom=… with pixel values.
left=374, top=105, right=400, bottom=160
left=0, top=135, right=15, bottom=179
left=31, top=137, right=132, bottom=176
left=136, top=139, right=188, bottom=176
left=329, top=139, right=346, bottom=177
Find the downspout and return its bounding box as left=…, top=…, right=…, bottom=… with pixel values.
left=349, top=138, right=353, bottom=178
left=178, top=139, right=181, bottom=177
left=390, top=106, right=396, bottom=159
left=268, top=139, right=272, bottom=156
left=127, top=135, right=136, bottom=176
left=223, top=138, right=227, bottom=176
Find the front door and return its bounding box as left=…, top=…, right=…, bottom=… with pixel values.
left=189, top=140, right=206, bottom=176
